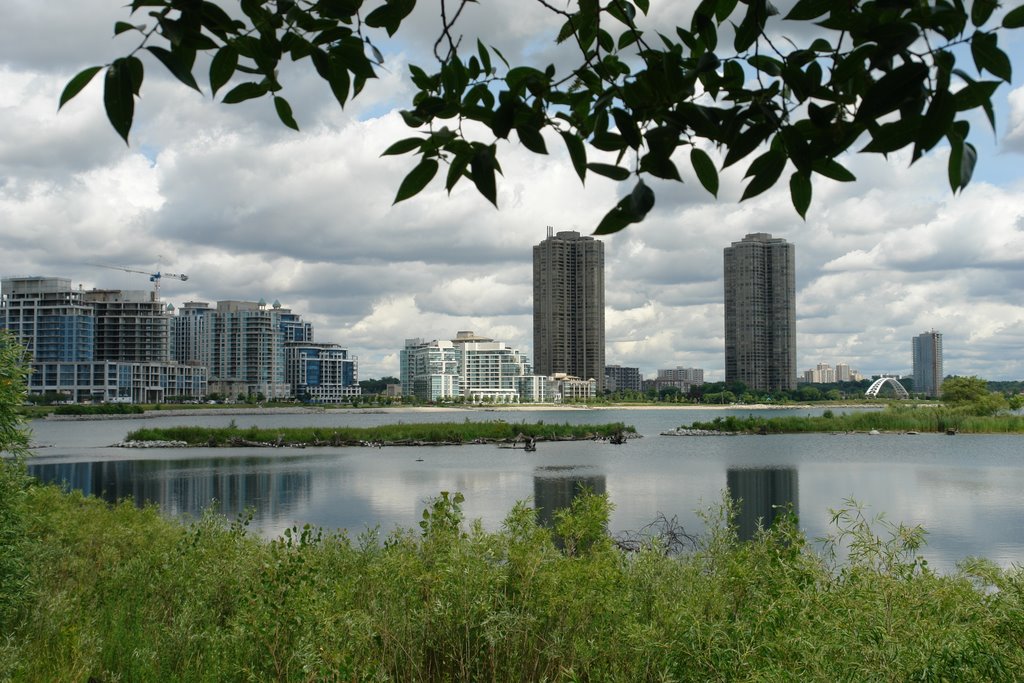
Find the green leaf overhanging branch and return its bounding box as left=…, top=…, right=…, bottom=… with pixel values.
left=62, top=0, right=1024, bottom=229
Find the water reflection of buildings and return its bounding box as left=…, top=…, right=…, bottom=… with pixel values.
left=533, top=467, right=606, bottom=529
left=29, top=459, right=312, bottom=521
left=726, top=467, right=799, bottom=541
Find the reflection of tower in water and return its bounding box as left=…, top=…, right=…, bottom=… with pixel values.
left=533, top=468, right=606, bottom=529
left=28, top=458, right=313, bottom=522
left=726, top=467, right=799, bottom=541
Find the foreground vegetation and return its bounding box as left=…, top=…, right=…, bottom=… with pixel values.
left=2, top=470, right=1024, bottom=682
left=683, top=406, right=1024, bottom=435
left=124, top=421, right=634, bottom=447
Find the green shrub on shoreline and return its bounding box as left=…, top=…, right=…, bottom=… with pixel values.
left=2, top=477, right=1023, bottom=682
left=683, top=404, right=1024, bottom=434
left=125, top=420, right=636, bottom=447
left=53, top=403, right=145, bottom=416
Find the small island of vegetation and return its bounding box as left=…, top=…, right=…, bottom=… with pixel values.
left=124, top=420, right=635, bottom=447
left=674, top=377, right=1024, bottom=435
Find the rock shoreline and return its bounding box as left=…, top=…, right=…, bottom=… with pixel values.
left=660, top=428, right=738, bottom=436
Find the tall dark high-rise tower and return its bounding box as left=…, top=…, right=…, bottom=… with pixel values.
left=724, top=233, right=796, bottom=392
left=533, top=228, right=605, bottom=392
left=912, top=330, right=943, bottom=397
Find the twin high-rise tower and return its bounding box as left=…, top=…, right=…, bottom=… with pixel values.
left=532, top=229, right=796, bottom=396
left=532, top=228, right=605, bottom=393
left=723, top=233, right=797, bottom=392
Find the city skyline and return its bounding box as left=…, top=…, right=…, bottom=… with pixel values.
left=1, top=269, right=959, bottom=388
left=3, top=3, right=1024, bottom=381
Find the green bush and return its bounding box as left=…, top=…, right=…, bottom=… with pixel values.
left=53, top=403, right=145, bottom=416
left=0, top=333, right=33, bottom=677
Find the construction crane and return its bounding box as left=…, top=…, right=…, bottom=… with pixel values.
left=88, top=263, right=188, bottom=299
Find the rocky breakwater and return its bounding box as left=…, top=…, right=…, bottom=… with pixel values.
left=660, top=428, right=737, bottom=436
left=116, top=440, right=189, bottom=448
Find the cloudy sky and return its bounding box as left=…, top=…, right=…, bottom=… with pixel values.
left=3, top=1, right=1024, bottom=382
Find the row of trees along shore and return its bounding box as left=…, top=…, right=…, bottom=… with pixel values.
left=4, top=334, right=1024, bottom=679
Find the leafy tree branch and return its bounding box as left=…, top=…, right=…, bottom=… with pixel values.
left=61, top=0, right=1024, bottom=232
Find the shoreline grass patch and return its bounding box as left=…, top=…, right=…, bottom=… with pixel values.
left=680, top=405, right=1024, bottom=434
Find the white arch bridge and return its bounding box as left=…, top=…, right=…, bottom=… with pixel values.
left=865, top=377, right=909, bottom=399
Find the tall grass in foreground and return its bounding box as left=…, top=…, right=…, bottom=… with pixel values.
left=2, top=461, right=1023, bottom=682
left=685, top=405, right=1024, bottom=434
left=125, top=420, right=635, bottom=446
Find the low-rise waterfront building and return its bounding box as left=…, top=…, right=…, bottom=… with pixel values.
left=401, top=332, right=555, bottom=403
left=550, top=373, right=597, bottom=402
left=26, top=360, right=207, bottom=403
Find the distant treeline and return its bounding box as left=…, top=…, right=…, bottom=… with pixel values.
left=987, top=379, right=1024, bottom=395
left=125, top=421, right=635, bottom=446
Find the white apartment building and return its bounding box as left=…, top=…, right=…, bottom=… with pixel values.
left=801, top=362, right=864, bottom=384
left=550, top=373, right=597, bottom=402
left=402, top=332, right=553, bottom=403
left=401, top=337, right=461, bottom=401
left=835, top=363, right=851, bottom=382
left=816, top=363, right=836, bottom=383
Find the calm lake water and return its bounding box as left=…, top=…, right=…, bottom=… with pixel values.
left=25, top=406, right=1024, bottom=572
